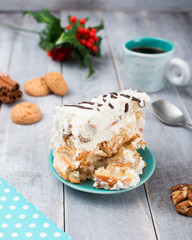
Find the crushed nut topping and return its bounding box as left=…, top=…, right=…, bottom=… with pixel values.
left=79, top=134, right=91, bottom=143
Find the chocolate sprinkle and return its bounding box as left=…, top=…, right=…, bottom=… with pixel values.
left=64, top=92, right=145, bottom=112
left=120, top=93, right=140, bottom=103
left=119, top=93, right=145, bottom=107
left=110, top=94, right=117, bottom=99
left=132, top=96, right=141, bottom=104
left=110, top=92, right=118, bottom=96
left=80, top=101, right=95, bottom=105
left=108, top=103, right=114, bottom=109
left=120, top=93, right=131, bottom=99
left=124, top=103, right=129, bottom=113
left=64, top=105, right=93, bottom=110
left=80, top=101, right=103, bottom=107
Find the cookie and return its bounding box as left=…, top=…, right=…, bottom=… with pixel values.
left=24, top=77, right=50, bottom=97
left=44, top=72, right=68, bottom=96
left=11, top=102, right=42, bottom=125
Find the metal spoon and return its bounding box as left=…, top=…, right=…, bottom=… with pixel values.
left=152, top=100, right=192, bottom=128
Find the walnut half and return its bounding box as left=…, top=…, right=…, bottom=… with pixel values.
left=171, top=183, right=191, bottom=192
left=176, top=200, right=192, bottom=217
left=170, top=183, right=192, bottom=217
left=170, top=186, right=188, bottom=204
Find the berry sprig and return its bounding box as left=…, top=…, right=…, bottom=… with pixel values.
left=76, top=26, right=98, bottom=53
left=5, top=9, right=104, bottom=78
left=65, top=16, right=99, bottom=54
left=55, top=14, right=104, bottom=78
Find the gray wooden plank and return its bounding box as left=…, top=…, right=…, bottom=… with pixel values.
left=0, top=13, right=64, bottom=229
left=0, top=14, right=17, bottom=72
left=61, top=10, right=156, bottom=240
left=0, top=0, right=192, bottom=12
left=104, top=11, right=192, bottom=240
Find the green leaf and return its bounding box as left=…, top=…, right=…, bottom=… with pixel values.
left=23, top=8, right=60, bottom=25
left=83, top=57, right=95, bottom=79
left=90, top=37, right=102, bottom=57
left=91, top=18, right=104, bottom=32
left=24, top=8, right=64, bottom=50
left=57, top=31, right=95, bottom=78
left=67, top=15, right=71, bottom=24
left=73, top=48, right=95, bottom=79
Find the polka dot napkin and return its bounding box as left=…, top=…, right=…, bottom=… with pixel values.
left=0, top=177, right=72, bottom=239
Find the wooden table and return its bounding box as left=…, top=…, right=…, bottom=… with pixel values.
left=0, top=10, right=192, bottom=240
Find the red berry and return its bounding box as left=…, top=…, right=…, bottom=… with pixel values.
left=83, top=28, right=89, bottom=34
left=81, top=39, right=87, bottom=46
left=88, top=39, right=94, bottom=44
left=70, top=16, right=77, bottom=23
left=47, top=47, right=72, bottom=61
left=78, top=27, right=84, bottom=34
left=91, top=28, right=97, bottom=33
left=57, top=54, right=64, bottom=61
left=79, top=18, right=86, bottom=25
left=92, top=45, right=98, bottom=53
left=94, top=35, right=99, bottom=42
left=66, top=25, right=72, bottom=29
left=47, top=51, right=51, bottom=56
left=76, top=33, right=81, bottom=39
left=86, top=42, right=92, bottom=49
left=89, top=32, right=95, bottom=38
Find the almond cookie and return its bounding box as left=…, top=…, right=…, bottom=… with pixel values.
left=44, top=72, right=68, bottom=96
left=11, top=102, right=42, bottom=125
left=24, top=77, right=50, bottom=97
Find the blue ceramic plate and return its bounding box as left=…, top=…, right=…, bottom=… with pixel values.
left=48, top=147, right=155, bottom=194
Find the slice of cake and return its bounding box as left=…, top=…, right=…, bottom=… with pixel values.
left=51, top=89, right=150, bottom=190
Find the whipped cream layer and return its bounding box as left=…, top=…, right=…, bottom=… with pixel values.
left=51, top=89, right=150, bottom=155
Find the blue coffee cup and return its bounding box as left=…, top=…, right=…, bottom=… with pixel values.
left=124, top=37, right=190, bottom=92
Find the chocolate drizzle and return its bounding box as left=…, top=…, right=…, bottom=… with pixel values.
left=124, top=103, right=129, bottom=113
left=80, top=101, right=95, bottom=105
left=80, top=101, right=103, bottom=107
left=110, top=92, right=118, bottom=96
left=110, top=92, right=118, bottom=99
left=110, top=94, right=117, bottom=99
left=119, top=93, right=145, bottom=108
left=108, top=103, right=114, bottom=109
left=64, top=105, right=93, bottom=110
left=64, top=91, right=145, bottom=113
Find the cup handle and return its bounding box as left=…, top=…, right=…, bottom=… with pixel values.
left=165, top=58, right=191, bottom=86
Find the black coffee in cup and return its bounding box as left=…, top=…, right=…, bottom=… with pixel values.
left=131, top=47, right=165, bottom=54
